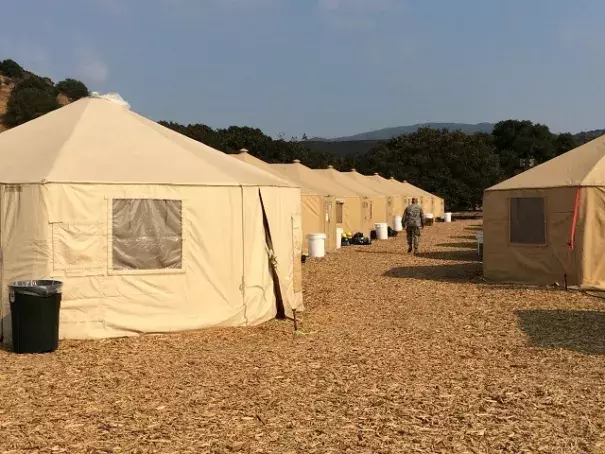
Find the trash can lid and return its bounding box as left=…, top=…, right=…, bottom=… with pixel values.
left=9, top=280, right=63, bottom=297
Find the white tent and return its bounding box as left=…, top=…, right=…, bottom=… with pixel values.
left=0, top=96, right=303, bottom=340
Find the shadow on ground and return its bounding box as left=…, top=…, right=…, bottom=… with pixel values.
left=516, top=310, right=605, bottom=355
left=384, top=263, right=482, bottom=282
left=465, top=226, right=483, bottom=231
left=417, top=250, right=480, bottom=262
left=435, top=242, right=477, bottom=249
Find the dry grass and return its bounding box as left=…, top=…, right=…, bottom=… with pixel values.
left=2, top=220, right=605, bottom=453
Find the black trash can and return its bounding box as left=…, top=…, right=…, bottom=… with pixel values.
left=9, top=280, right=62, bottom=354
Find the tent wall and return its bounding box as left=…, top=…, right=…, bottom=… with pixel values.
left=1, top=183, right=300, bottom=341
left=323, top=197, right=338, bottom=252
left=301, top=194, right=324, bottom=254
left=578, top=187, right=605, bottom=290
left=368, top=196, right=387, bottom=229
left=300, top=195, right=340, bottom=253
left=483, top=187, right=581, bottom=287
left=339, top=196, right=364, bottom=236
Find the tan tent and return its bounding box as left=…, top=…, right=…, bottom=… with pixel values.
left=483, top=135, right=605, bottom=289
left=363, top=173, right=406, bottom=225
left=232, top=150, right=335, bottom=253
left=271, top=159, right=362, bottom=238
left=388, top=177, right=445, bottom=219
left=315, top=167, right=388, bottom=233
left=0, top=96, right=303, bottom=341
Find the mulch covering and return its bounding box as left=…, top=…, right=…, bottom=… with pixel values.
left=2, top=220, right=605, bottom=453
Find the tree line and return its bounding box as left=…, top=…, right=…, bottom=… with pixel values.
left=160, top=120, right=595, bottom=211
left=1, top=59, right=601, bottom=211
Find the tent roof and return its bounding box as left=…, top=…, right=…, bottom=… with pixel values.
left=314, top=167, right=383, bottom=197
left=390, top=177, right=440, bottom=200
left=0, top=97, right=295, bottom=187
left=353, top=172, right=400, bottom=196
left=487, top=135, right=605, bottom=191
left=231, top=149, right=299, bottom=189
left=271, top=161, right=358, bottom=197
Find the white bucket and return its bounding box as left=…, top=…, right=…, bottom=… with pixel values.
left=307, top=233, right=326, bottom=258
left=393, top=216, right=403, bottom=232
left=336, top=228, right=343, bottom=249
left=375, top=223, right=389, bottom=240
left=444, top=212, right=452, bottom=223
left=476, top=232, right=484, bottom=257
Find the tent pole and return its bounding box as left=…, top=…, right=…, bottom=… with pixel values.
left=293, top=309, right=298, bottom=332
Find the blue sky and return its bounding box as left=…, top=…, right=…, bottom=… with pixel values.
left=2, top=0, right=604, bottom=138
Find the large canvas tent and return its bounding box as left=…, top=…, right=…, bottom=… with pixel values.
left=483, top=135, right=605, bottom=289
left=0, top=96, right=303, bottom=341
left=270, top=161, right=362, bottom=241
left=315, top=167, right=388, bottom=234
left=388, top=177, right=445, bottom=219
left=362, top=172, right=406, bottom=224
left=233, top=150, right=334, bottom=253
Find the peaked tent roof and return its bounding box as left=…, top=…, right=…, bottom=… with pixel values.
left=375, top=174, right=422, bottom=197
left=271, top=161, right=358, bottom=197
left=0, top=97, right=295, bottom=187
left=487, top=135, right=605, bottom=191
left=388, top=177, right=439, bottom=200
left=352, top=172, right=398, bottom=196
left=314, top=167, right=383, bottom=197
left=231, top=149, right=299, bottom=189
left=345, top=170, right=404, bottom=197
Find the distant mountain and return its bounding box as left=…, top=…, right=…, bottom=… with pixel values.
left=311, top=122, right=495, bottom=142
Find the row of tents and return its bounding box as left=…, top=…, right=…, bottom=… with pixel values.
left=0, top=95, right=442, bottom=342
left=234, top=151, right=444, bottom=253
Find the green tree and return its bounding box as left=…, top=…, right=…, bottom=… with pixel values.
left=57, top=78, right=89, bottom=100
left=0, top=59, right=25, bottom=79
left=3, top=76, right=59, bottom=127
left=492, top=120, right=556, bottom=176
left=352, top=128, right=500, bottom=210
left=553, top=132, right=576, bottom=156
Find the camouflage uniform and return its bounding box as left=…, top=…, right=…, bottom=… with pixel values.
left=403, top=203, right=424, bottom=253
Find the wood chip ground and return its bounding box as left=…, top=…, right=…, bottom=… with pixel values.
left=1, top=220, right=605, bottom=453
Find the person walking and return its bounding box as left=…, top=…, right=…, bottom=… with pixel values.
left=403, top=198, right=424, bottom=254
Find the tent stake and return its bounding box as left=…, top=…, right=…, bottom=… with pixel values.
left=292, top=309, right=298, bottom=332
left=564, top=273, right=568, bottom=291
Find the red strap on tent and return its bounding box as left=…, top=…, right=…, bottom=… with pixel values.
left=568, top=187, right=581, bottom=250
left=564, top=187, right=581, bottom=289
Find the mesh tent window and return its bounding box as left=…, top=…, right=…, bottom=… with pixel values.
left=510, top=197, right=546, bottom=245
left=112, top=199, right=183, bottom=271
left=336, top=201, right=344, bottom=224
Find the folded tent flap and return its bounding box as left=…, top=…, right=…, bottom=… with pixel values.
left=257, top=187, right=304, bottom=316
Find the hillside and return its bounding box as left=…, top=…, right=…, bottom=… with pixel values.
left=0, top=59, right=88, bottom=131
left=311, top=122, right=495, bottom=142
left=0, top=75, right=13, bottom=132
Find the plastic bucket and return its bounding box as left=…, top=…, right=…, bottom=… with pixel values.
left=336, top=228, right=343, bottom=249
left=307, top=233, right=327, bottom=258
left=393, top=216, right=403, bottom=232
left=444, top=212, right=452, bottom=223
left=375, top=223, right=389, bottom=240
left=476, top=232, right=484, bottom=257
